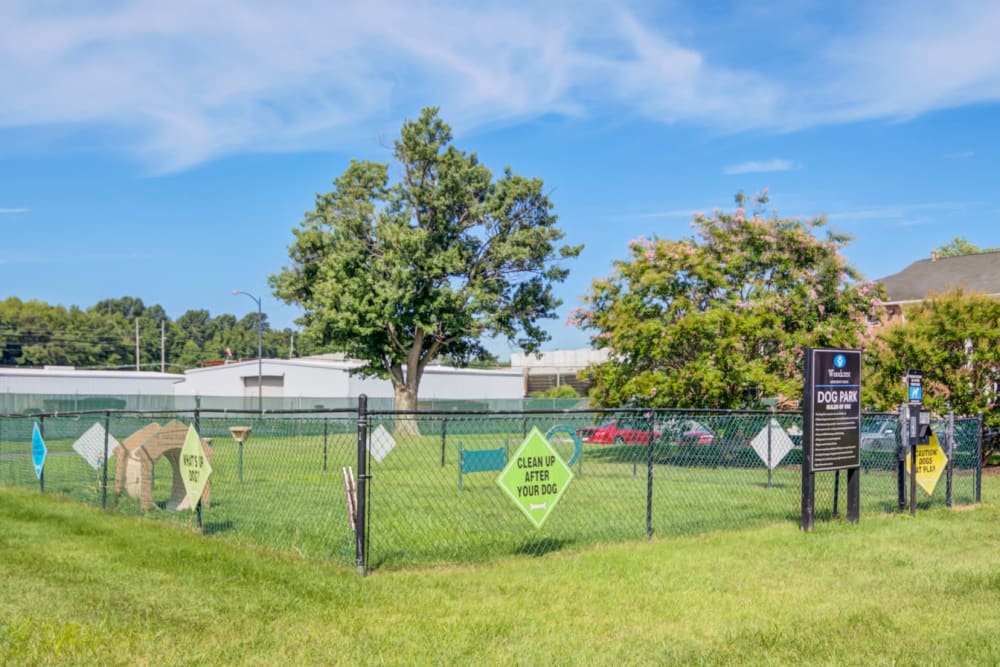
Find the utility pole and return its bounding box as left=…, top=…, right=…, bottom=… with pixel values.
left=232, top=290, right=264, bottom=414
left=135, top=318, right=140, bottom=372
left=161, top=321, right=166, bottom=373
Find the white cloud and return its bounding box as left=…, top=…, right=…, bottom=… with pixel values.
left=945, top=151, right=975, bottom=159
left=828, top=201, right=980, bottom=226
left=0, top=1, right=998, bottom=171
left=0, top=207, right=28, bottom=214
left=723, top=159, right=797, bottom=175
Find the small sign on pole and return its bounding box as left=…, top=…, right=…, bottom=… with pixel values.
left=72, top=422, right=120, bottom=470
left=904, top=434, right=949, bottom=496
left=497, top=427, right=574, bottom=528
left=179, top=425, right=213, bottom=510
left=31, top=422, right=47, bottom=481
left=369, top=425, right=397, bottom=463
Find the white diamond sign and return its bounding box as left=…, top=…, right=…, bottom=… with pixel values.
left=369, top=424, right=396, bottom=463
left=72, top=422, right=120, bottom=470
left=750, top=419, right=795, bottom=470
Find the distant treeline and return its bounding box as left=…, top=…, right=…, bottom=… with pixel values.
left=0, top=296, right=320, bottom=372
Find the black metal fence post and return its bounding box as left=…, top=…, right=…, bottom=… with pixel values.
left=897, top=406, right=907, bottom=512
left=646, top=418, right=654, bottom=539
left=832, top=470, right=840, bottom=516
left=440, top=418, right=447, bottom=467
left=38, top=415, right=45, bottom=494
left=976, top=413, right=983, bottom=503
left=322, top=418, right=329, bottom=472
left=767, top=410, right=773, bottom=489
left=101, top=410, right=110, bottom=510
left=355, top=394, right=369, bottom=576
left=945, top=412, right=954, bottom=508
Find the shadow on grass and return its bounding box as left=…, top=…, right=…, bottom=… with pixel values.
left=513, top=537, right=571, bottom=557
left=204, top=519, right=236, bottom=535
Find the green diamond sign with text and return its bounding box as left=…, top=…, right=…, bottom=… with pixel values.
left=497, top=427, right=574, bottom=528
left=179, top=425, right=212, bottom=510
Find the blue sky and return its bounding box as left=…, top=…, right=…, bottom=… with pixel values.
left=2, top=0, right=999, bottom=358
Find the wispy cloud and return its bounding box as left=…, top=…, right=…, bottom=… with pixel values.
left=828, top=201, right=981, bottom=226
left=723, top=159, right=798, bottom=175
left=0, top=207, right=28, bottom=214
left=945, top=151, right=975, bottom=159
left=0, top=1, right=998, bottom=171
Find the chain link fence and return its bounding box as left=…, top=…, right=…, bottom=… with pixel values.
left=0, top=404, right=984, bottom=570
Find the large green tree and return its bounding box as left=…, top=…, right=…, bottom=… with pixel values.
left=271, top=108, right=580, bottom=415
left=865, top=288, right=1000, bottom=426
left=576, top=192, right=883, bottom=408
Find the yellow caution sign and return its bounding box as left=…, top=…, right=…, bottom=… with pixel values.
left=904, top=433, right=949, bottom=496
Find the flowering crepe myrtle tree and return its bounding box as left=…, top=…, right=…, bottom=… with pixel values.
left=271, top=108, right=581, bottom=426
left=575, top=191, right=884, bottom=409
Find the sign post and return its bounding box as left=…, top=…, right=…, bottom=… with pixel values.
left=905, top=370, right=924, bottom=516
left=802, top=349, right=862, bottom=530
left=32, top=422, right=47, bottom=493
left=179, top=425, right=213, bottom=531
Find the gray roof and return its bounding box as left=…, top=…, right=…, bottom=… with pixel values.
left=877, top=252, right=1000, bottom=303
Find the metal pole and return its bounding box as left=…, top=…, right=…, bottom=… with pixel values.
left=161, top=321, right=166, bottom=373
left=355, top=394, right=369, bottom=576
left=323, top=418, right=329, bottom=472
left=909, top=406, right=917, bottom=516
left=945, top=412, right=954, bottom=508
left=135, top=317, right=140, bottom=372
left=196, top=499, right=203, bottom=532
left=39, top=415, right=45, bottom=494
left=897, top=405, right=907, bottom=512
left=256, top=298, right=262, bottom=414
left=233, top=290, right=264, bottom=414
left=801, top=350, right=815, bottom=532
left=976, top=413, right=983, bottom=503
left=767, top=412, right=773, bottom=489
left=101, top=411, right=110, bottom=510
left=646, top=418, right=654, bottom=539
left=832, top=470, right=840, bottom=516
left=440, top=418, right=447, bottom=467
left=846, top=467, right=860, bottom=523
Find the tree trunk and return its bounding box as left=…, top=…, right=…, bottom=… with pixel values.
left=393, top=382, right=420, bottom=437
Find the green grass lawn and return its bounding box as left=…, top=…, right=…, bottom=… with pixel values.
left=0, top=414, right=985, bottom=569
left=3, top=484, right=1000, bottom=665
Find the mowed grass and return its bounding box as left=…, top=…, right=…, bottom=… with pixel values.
left=4, top=484, right=1000, bottom=665
left=0, top=414, right=985, bottom=568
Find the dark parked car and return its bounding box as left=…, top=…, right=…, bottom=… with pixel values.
left=861, top=420, right=899, bottom=452
left=656, top=418, right=715, bottom=446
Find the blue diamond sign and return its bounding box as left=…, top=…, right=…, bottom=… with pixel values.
left=31, top=422, right=47, bottom=479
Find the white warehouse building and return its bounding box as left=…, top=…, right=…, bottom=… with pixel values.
left=176, top=356, right=525, bottom=407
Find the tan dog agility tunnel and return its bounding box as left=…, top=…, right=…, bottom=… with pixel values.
left=113, top=421, right=214, bottom=511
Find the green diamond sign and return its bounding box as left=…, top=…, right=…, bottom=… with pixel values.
left=497, top=427, right=574, bottom=528
left=179, top=425, right=212, bottom=510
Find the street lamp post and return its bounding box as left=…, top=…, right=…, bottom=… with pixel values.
left=232, top=290, right=263, bottom=413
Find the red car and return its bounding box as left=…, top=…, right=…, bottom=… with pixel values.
left=576, top=419, right=660, bottom=445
